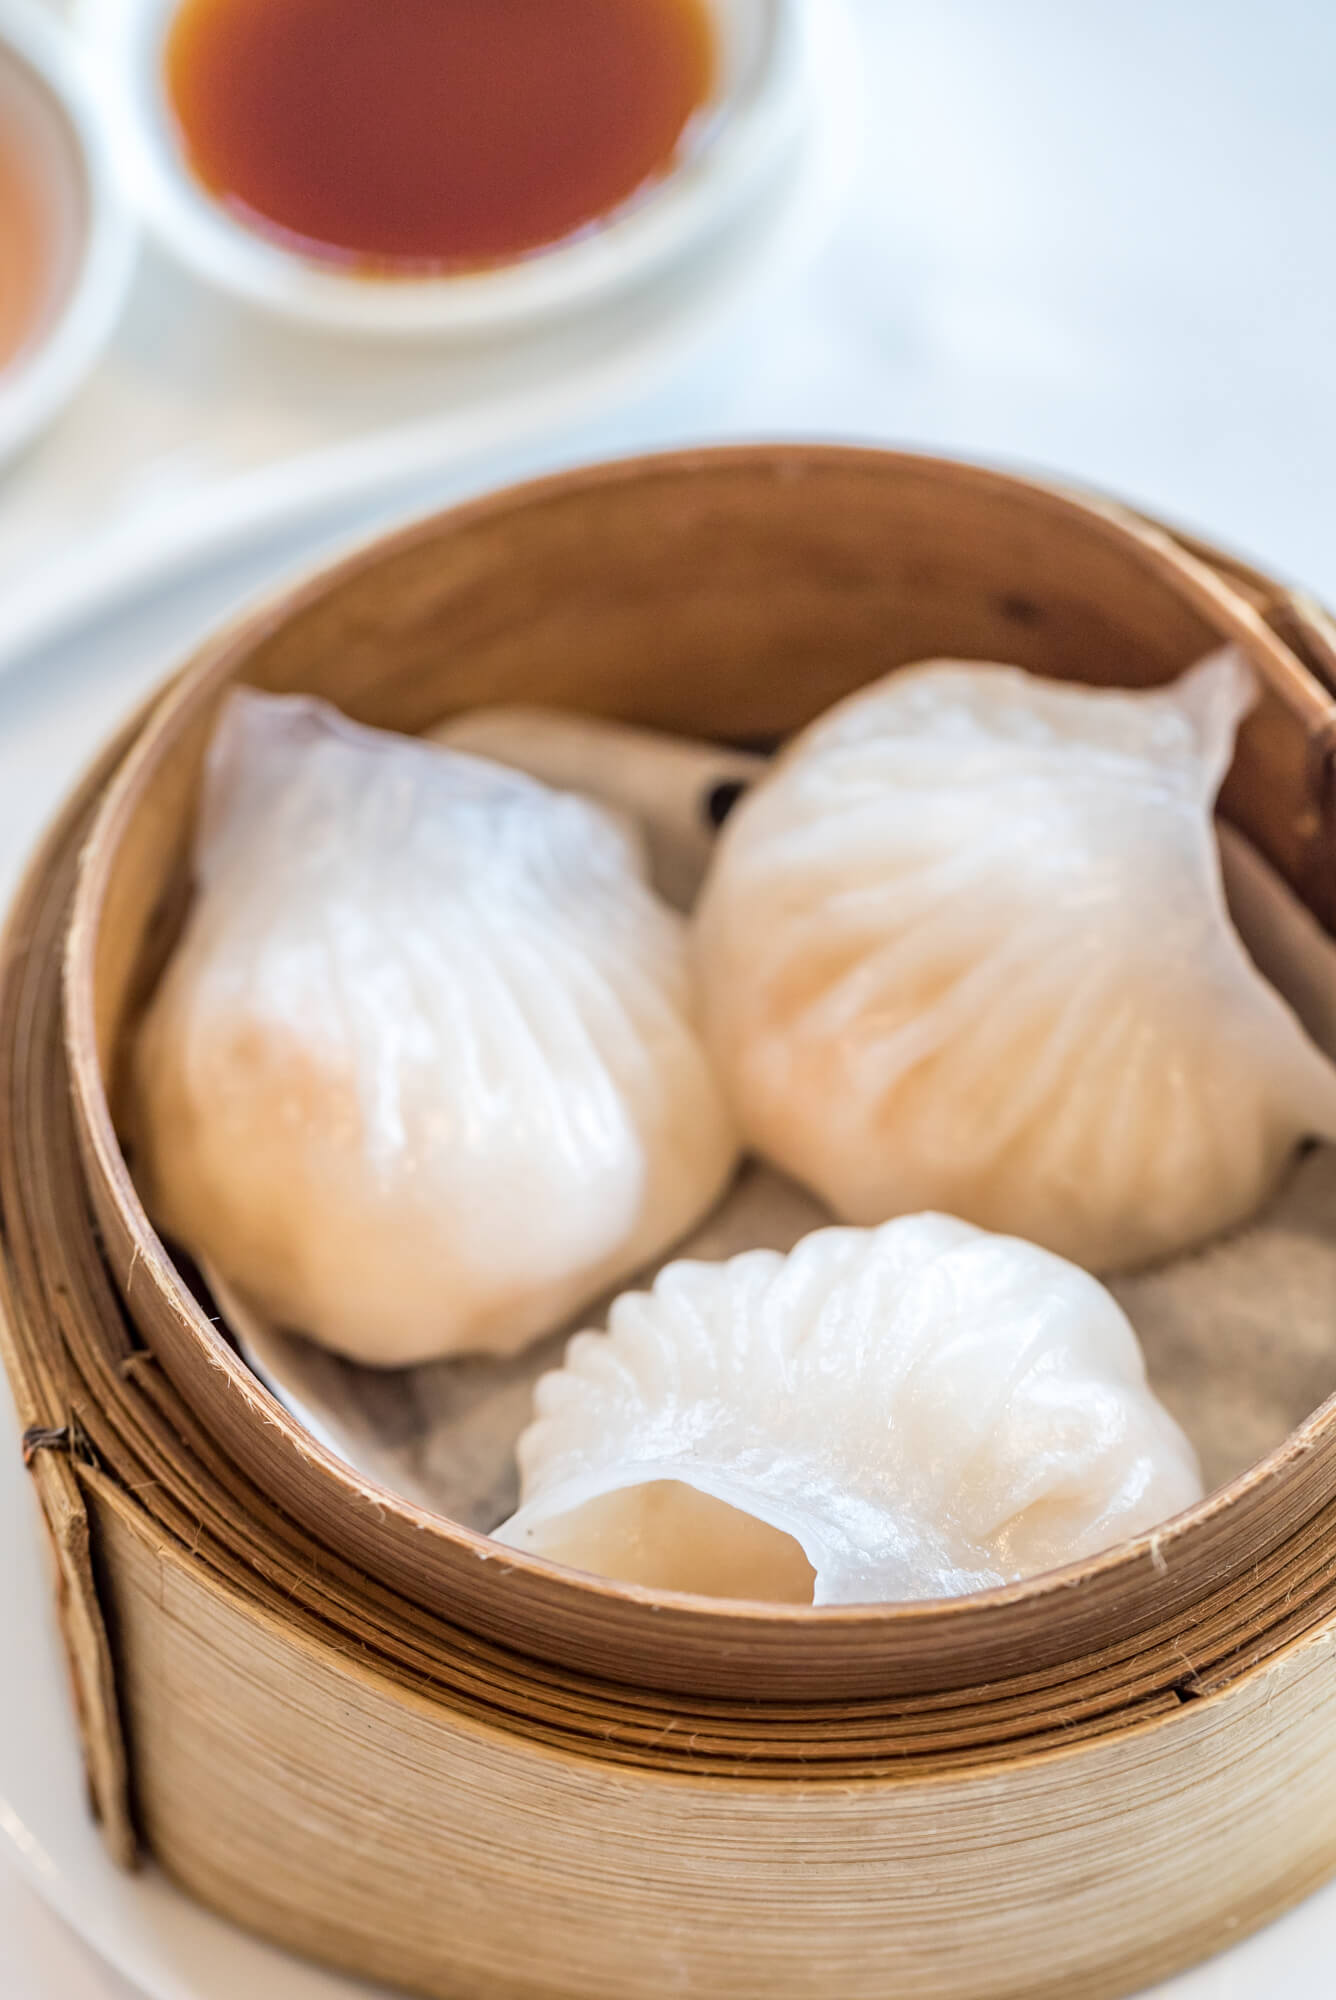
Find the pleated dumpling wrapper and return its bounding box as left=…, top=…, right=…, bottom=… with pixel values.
left=496, top=1214, right=1203, bottom=1604
left=133, top=691, right=739, bottom=1367
left=694, top=651, right=1336, bottom=1272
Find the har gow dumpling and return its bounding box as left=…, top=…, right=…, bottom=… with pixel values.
left=694, top=651, right=1336, bottom=1272
left=132, top=691, right=739, bottom=1367
left=496, top=1214, right=1203, bottom=1604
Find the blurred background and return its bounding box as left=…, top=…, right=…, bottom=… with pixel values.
left=3, top=2, right=1336, bottom=1996
left=2, top=0, right=1335, bottom=680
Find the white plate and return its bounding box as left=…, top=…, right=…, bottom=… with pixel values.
left=0, top=0, right=850, bottom=680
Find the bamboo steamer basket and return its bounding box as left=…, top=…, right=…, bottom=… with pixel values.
left=2, top=445, right=1336, bottom=2000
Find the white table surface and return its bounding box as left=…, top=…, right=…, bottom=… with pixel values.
left=5, top=2, right=1336, bottom=1994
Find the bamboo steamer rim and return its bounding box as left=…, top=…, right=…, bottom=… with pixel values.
left=60, top=443, right=1336, bottom=1702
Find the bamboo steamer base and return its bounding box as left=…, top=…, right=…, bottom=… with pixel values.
left=88, top=1471, right=1336, bottom=2000
left=4, top=447, right=1336, bottom=2000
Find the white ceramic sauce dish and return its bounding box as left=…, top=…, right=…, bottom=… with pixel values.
left=0, top=3, right=135, bottom=472
left=86, top=0, right=811, bottom=341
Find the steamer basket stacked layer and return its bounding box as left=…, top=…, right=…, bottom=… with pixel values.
left=4, top=449, right=1336, bottom=2000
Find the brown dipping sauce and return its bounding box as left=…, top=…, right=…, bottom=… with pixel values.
left=165, top=0, right=717, bottom=274
left=0, top=130, right=45, bottom=369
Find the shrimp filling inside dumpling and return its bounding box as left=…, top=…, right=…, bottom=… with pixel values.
left=523, top=1481, right=817, bottom=1602
left=497, top=1214, right=1204, bottom=1605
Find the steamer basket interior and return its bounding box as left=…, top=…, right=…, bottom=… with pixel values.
left=62, top=445, right=1336, bottom=1704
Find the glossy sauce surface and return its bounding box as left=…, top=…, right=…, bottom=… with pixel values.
left=0, top=130, right=45, bottom=369
left=165, top=0, right=717, bottom=272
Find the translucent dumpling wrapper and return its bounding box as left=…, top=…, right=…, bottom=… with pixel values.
left=133, top=691, right=739, bottom=1368
left=430, top=706, right=765, bottom=911
left=694, top=651, right=1336, bottom=1272
left=497, top=1214, right=1204, bottom=1604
